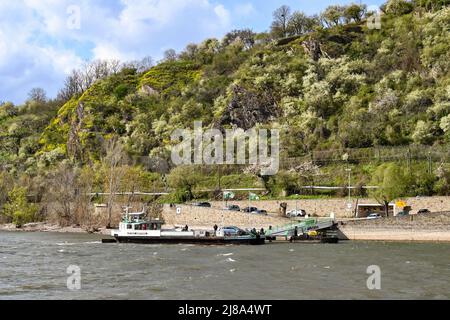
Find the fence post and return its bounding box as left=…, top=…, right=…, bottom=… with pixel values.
left=428, top=152, right=432, bottom=174
left=407, top=146, right=411, bottom=173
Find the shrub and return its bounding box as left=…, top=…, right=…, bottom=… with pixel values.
left=2, top=187, right=38, bottom=227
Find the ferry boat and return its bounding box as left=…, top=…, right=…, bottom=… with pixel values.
left=103, top=207, right=265, bottom=245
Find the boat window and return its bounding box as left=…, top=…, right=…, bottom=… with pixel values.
left=151, top=223, right=161, bottom=230
left=127, top=224, right=132, bottom=229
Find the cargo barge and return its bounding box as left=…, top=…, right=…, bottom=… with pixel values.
left=102, top=208, right=265, bottom=245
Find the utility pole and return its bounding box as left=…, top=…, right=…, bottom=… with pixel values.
left=428, top=152, right=432, bottom=174
left=218, top=165, right=222, bottom=191
left=346, top=168, right=352, bottom=210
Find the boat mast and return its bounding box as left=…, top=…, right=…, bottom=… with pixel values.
left=124, top=206, right=131, bottom=223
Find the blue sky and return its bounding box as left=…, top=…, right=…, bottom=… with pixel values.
left=0, top=0, right=385, bottom=104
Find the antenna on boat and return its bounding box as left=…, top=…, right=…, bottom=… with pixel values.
left=123, top=206, right=132, bottom=222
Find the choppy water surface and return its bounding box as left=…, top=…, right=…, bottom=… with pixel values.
left=0, top=231, right=449, bottom=300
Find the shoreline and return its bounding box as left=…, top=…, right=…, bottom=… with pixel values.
left=2, top=221, right=450, bottom=243
left=337, top=212, right=450, bottom=242
left=0, top=222, right=111, bottom=235
left=337, top=227, right=450, bottom=242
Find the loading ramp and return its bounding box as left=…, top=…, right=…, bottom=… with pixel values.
left=265, top=218, right=336, bottom=239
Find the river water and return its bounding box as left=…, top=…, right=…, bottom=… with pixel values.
left=0, top=231, right=449, bottom=300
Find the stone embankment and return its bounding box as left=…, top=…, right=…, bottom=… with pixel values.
left=209, top=196, right=450, bottom=218
left=162, top=204, right=288, bottom=230
left=338, top=212, right=450, bottom=242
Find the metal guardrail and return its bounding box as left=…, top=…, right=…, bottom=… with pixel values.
left=88, top=192, right=169, bottom=196
left=281, top=144, right=450, bottom=167
left=266, top=218, right=335, bottom=237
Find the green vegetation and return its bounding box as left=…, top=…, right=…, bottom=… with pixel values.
left=369, top=163, right=409, bottom=216
left=0, top=1, right=449, bottom=225
left=2, top=187, right=38, bottom=227
left=140, top=61, right=201, bottom=96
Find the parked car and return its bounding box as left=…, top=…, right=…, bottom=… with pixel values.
left=252, top=209, right=268, bottom=215
left=286, top=209, right=307, bottom=218
left=222, top=226, right=240, bottom=236
left=397, top=211, right=410, bottom=217
left=418, top=208, right=431, bottom=214
left=224, top=205, right=240, bottom=212
left=242, top=207, right=258, bottom=213
left=367, top=213, right=381, bottom=220
left=192, top=202, right=212, bottom=208
left=222, top=226, right=248, bottom=236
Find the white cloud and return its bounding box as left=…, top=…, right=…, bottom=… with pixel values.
left=119, top=0, right=209, bottom=25
left=234, top=3, right=255, bottom=17
left=92, top=42, right=134, bottom=61
left=0, top=1, right=83, bottom=103
left=0, top=0, right=235, bottom=103
left=214, top=4, right=231, bottom=28
left=42, top=47, right=84, bottom=74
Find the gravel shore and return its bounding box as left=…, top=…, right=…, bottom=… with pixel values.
left=0, top=222, right=111, bottom=235
left=338, top=212, right=450, bottom=242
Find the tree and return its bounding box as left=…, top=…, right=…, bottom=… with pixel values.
left=179, top=43, right=199, bottom=60
left=435, top=163, right=450, bottom=195
left=320, top=5, right=346, bottom=27
left=290, top=12, right=314, bottom=36
left=344, top=4, right=367, bottom=23
left=138, top=56, right=154, bottom=72
left=57, top=60, right=121, bottom=102
left=0, top=102, right=17, bottom=120
left=45, top=164, right=98, bottom=228
left=120, top=166, right=151, bottom=206
left=222, top=29, right=256, bottom=50
left=163, top=49, right=178, bottom=62
left=2, top=187, right=37, bottom=227
left=28, top=88, right=47, bottom=103
left=0, top=171, right=13, bottom=216
left=385, top=0, right=415, bottom=15
left=45, top=163, right=78, bottom=226
left=412, top=120, right=435, bottom=145
left=369, top=163, right=409, bottom=217
left=271, top=5, right=291, bottom=38
left=76, top=165, right=97, bottom=229
left=102, top=137, right=126, bottom=228
left=57, top=69, right=83, bottom=101
left=167, top=166, right=200, bottom=203
left=124, top=56, right=154, bottom=73
left=287, top=11, right=319, bottom=36
left=415, top=0, right=450, bottom=12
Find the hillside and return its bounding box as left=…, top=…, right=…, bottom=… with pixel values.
left=0, top=1, right=450, bottom=225
left=38, top=4, right=450, bottom=164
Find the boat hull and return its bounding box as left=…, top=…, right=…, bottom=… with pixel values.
left=105, top=236, right=265, bottom=245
